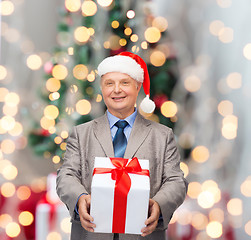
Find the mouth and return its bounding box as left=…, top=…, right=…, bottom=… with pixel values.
left=112, top=96, right=126, bottom=101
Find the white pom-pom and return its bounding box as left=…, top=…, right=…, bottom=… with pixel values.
left=140, top=95, right=155, bottom=113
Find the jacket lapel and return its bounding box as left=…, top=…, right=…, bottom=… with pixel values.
left=124, top=113, right=151, bottom=159
left=93, top=113, right=114, bottom=157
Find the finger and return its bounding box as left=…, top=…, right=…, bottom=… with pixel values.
left=141, top=221, right=158, bottom=237
left=80, top=217, right=96, bottom=232
left=144, top=211, right=157, bottom=226
left=82, top=210, right=94, bottom=222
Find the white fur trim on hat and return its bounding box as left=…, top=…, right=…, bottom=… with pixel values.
left=97, top=55, right=144, bottom=83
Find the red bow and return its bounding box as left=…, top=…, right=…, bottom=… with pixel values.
left=93, top=157, right=149, bottom=233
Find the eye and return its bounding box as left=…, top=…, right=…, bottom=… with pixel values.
left=105, top=81, right=113, bottom=86
left=122, top=81, right=129, bottom=85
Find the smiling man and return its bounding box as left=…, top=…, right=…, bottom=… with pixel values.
left=56, top=52, right=188, bottom=240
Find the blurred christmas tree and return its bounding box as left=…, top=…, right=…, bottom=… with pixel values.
left=28, top=0, right=184, bottom=164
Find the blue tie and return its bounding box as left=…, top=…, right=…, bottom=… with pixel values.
left=113, top=120, right=128, bottom=158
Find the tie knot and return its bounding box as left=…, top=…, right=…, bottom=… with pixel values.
left=115, top=120, right=128, bottom=129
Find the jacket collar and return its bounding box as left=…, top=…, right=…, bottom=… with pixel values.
left=93, top=112, right=152, bottom=158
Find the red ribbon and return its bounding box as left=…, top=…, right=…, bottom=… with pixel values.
left=93, top=157, right=150, bottom=233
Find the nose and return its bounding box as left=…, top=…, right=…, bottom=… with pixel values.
left=114, top=82, right=121, bottom=93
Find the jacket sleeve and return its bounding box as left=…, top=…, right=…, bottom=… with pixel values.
left=56, top=126, right=88, bottom=219
left=152, top=129, right=188, bottom=230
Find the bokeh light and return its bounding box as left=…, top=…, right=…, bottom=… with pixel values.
left=127, top=10, right=135, bottom=19
left=73, top=64, right=88, bottom=80
left=191, top=212, right=208, bottom=230
left=150, top=51, right=166, bottom=67
left=87, top=71, right=95, bottom=82
left=49, top=92, right=60, bottom=101
left=65, top=0, right=81, bottom=12
left=0, top=88, right=9, bottom=102
left=18, top=211, right=34, bottom=226
left=52, top=156, right=61, bottom=164
left=245, top=220, right=251, bottom=236
left=0, top=214, right=12, bottom=228
left=209, top=208, right=224, bottom=223
left=2, top=164, right=18, bottom=180
left=202, top=180, right=221, bottom=203
left=152, top=16, right=168, bottom=32
left=206, top=221, right=223, bottom=238
left=5, top=92, right=20, bottom=106
left=218, top=100, right=233, bottom=116
left=111, top=20, right=119, bottom=29
left=96, top=94, right=102, bottom=102
left=1, top=139, right=16, bottom=154
left=54, top=136, right=62, bottom=144
left=60, top=142, right=67, bottom=151
left=198, top=191, right=215, bottom=209
left=5, top=222, right=21, bottom=238
left=180, top=162, right=189, bottom=178
left=0, top=0, right=15, bottom=16
left=1, top=115, right=16, bottom=131
left=109, top=35, right=121, bottom=50
left=1, top=182, right=16, bottom=197
left=218, top=27, right=234, bottom=43
left=0, top=65, right=7, bottom=80
left=26, top=54, right=42, bottom=70
left=3, top=104, right=18, bottom=117
left=60, top=217, right=71, bottom=233
left=46, top=231, right=62, bottom=240
left=221, top=115, right=238, bottom=139
left=184, top=75, right=201, bottom=92
left=209, top=20, right=224, bottom=36
left=243, top=43, right=251, bottom=60
left=191, top=146, right=210, bottom=163
left=187, top=182, right=202, bottom=199
left=17, top=186, right=31, bottom=200
left=124, top=27, right=132, bottom=36
left=141, top=41, right=148, bottom=49
left=160, top=101, right=178, bottom=118
left=240, top=177, right=251, bottom=197
left=176, top=209, right=192, bottom=225
left=144, top=27, right=161, bottom=43
left=74, top=26, right=91, bottom=43
left=97, top=0, right=113, bottom=7
left=46, top=78, right=61, bottom=92
left=216, top=0, right=232, bottom=8
left=40, top=116, right=55, bottom=130
left=226, top=72, right=242, bottom=89
left=61, top=131, right=69, bottom=139
left=52, top=64, right=68, bottom=80
left=81, top=0, right=97, bottom=16
left=76, top=99, right=91, bottom=115
left=227, top=198, right=243, bottom=216
left=130, top=34, right=138, bottom=42
left=44, top=105, right=59, bottom=120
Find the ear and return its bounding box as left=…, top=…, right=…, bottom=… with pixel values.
left=136, top=82, right=142, bottom=92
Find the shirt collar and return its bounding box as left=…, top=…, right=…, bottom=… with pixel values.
left=107, top=108, right=137, bottom=128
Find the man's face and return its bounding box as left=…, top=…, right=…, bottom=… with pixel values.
left=101, top=72, right=141, bottom=119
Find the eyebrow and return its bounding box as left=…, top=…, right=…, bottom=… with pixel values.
left=103, top=78, right=131, bottom=81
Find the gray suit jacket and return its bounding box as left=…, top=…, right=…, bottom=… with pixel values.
left=56, top=113, right=188, bottom=240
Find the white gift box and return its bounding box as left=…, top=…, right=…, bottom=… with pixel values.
left=90, top=157, right=150, bottom=234
left=36, top=202, right=70, bottom=240
left=36, top=173, right=71, bottom=240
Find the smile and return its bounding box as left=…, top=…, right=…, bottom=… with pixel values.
left=112, top=96, right=126, bottom=101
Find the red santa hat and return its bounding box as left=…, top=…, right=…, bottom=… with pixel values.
left=97, top=51, right=155, bottom=113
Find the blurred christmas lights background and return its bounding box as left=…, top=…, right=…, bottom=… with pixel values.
left=0, top=0, right=251, bottom=239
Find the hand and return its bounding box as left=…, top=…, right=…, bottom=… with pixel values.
left=141, top=199, right=160, bottom=237
left=77, top=194, right=96, bottom=232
